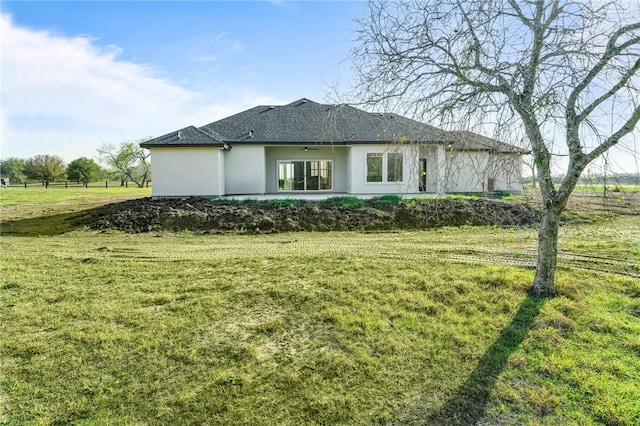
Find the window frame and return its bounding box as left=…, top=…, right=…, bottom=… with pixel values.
left=277, top=159, right=333, bottom=192
left=365, top=151, right=404, bottom=184
left=387, top=152, right=404, bottom=183
left=366, top=153, right=383, bottom=183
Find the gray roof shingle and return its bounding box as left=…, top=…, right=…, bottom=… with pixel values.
left=446, top=131, right=528, bottom=153
left=140, top=126, right=224, bottom=148
left=140, top=98, right=523, bottom=153
left=199, top=98, right=445, bottom=144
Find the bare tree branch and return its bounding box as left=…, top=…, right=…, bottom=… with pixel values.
left=348, top=0, right=640, bottom=295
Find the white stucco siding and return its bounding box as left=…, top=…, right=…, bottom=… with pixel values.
left=346, top=147, right=353, bottom=193
left=224, top=146, right=266, bottom=194
left=444, top=151, right=523, bottom=193
left=492, top=154, right=524, bottom=192
left=349, top=144, right=418, bottom=194
left=264, top=146, right=348, bottom=193
left=445, top=151, right=489, bottom=192
left=149, top=147, right=225, bottom=197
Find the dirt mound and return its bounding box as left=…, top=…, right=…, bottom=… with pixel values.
left=76, top=197, right=541, bottom=234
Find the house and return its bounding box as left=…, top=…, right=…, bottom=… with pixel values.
left=140, top=98, right=524, bottom=198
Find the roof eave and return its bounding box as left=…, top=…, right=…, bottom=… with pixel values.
left=141, top=143, right=224, bottom=148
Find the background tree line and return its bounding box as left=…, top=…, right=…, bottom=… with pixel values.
left=0, top=139, right=151, bottom=187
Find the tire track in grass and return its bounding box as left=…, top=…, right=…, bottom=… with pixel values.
left=378, top=247, right=640, bottom=278
left=12, top=229, right=639, bottom=279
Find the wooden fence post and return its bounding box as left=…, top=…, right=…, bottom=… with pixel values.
left=24, top=181, right=27, bottom=189
left=65, top=181, right=68, bottom=188
left=106, top=181, right=108, bottom=188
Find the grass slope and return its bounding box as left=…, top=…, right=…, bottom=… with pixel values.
left=1, top=187, right=151, bottom=236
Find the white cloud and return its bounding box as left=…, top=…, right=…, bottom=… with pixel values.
left=0, top=14, right=283, bottom=162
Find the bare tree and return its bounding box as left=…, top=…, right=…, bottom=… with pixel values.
left=349, top=0, right=640, bottom=295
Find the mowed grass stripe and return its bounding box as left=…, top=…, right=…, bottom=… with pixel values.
left=4, top=219, right=637, bottom=276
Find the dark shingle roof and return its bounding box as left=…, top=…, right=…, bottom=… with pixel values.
left=446, top=131, right=528, bottom=154
left=140, top=99, right=523, bottom=153
left=140, top=126, right=224, bottom=148
left=200, top=98, right=445, bottom=144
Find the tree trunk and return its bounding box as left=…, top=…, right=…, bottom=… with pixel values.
left=531, top=165, right=537, bottom=189
left=531, top=202, right=561, bottom=296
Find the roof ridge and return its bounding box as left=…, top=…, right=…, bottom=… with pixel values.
left=282, top=98, right=322, bottom=107
left=196, top=126, right=225, bottom=141
left=140, top=124, right=223, bottom=148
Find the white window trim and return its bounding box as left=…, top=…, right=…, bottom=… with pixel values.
left=365, top=151, right=404, bottom=184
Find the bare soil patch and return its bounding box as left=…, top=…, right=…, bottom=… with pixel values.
left=77, top=197, right=541, bottom=233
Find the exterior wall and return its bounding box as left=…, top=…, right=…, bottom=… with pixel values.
left=435, top=146, right=447, bottom=195
left=492, top=154, right=524, bottom=192
left=264, top=146, right=348, bottom=193
left=150, top=147, right=225, bottom=197
left=224, top=145, right=266, bottom=194
left=346, top=147, right=353, bottom=192
left=444, top=151, right=523, bottom=193
left=150, top=144, right=522, bottom=197
left=348, top=144, right=419, bottom=194
left=444, top=151, right=489, bottom=192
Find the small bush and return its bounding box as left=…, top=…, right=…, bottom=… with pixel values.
left=370, top=194, right=402, bottom=207
left=269, top=199, right=301, bottom=208
left=321, top=196, right=365, bottom=209
left=444, top=194, right=476, bottom=202
left=494, top=190, right=514, bottom=199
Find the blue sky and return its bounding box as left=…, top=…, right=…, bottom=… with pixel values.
left=1, top=1, right=363, bottom=162
left=1, top=1, right=638, bottom=174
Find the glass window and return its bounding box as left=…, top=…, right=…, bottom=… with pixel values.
left=387, top=152, right=403, bottom=182
left=278, top=160, right=332, bottom=191
left=320, top=161, right=332, bottom=190
left=293, top=161, right=305, bottom=190
left=306, top=161, right=320, bottom=191
left=278, top=163, right=292, bottom=190
left=367, top=153, right=383, bottom=182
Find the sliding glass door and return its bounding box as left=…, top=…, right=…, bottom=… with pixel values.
left=278, top=160, right=332, bottom=191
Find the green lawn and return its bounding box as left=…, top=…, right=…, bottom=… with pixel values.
left=572, top=184, right=639, bottom=193
left=1, top=193, right=639, bottom=425
left=0, top=185, right=151, bottom=208
left=1, top=186, right=151, bottom=235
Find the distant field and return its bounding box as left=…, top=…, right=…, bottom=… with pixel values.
left=1, top=188, right=639, bottom=425
left=523, top=188, right=640, bottom=216
left=0, top=186, right=151, bottom=229
left=0, top=184, right=151, bottom=207
left=573, top=184, right=639, bottom=193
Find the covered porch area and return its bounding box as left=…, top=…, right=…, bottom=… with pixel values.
left=264, top=145, right=350, bottom=194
